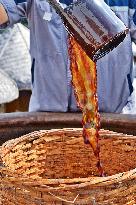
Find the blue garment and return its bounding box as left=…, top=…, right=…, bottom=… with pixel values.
left=0, top=0, right=77, bottom=112
left=0, top=0, right=136, bottom=113
left=96, top=0, right=136, bottom=113
left=104, top=0, right=136, bottom=25
left=15, top=0, right=26, bottom=3
left=133, top=11, right=136, bottom=25
left=59, top=0, right=73, bottom=6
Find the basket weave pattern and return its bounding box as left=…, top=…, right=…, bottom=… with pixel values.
left=0, top=128, right=136, bottom=205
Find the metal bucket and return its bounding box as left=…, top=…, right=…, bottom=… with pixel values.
left=47, top=0, right=128, bottom=61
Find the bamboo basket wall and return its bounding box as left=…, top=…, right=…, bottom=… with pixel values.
left=0, top=128, right=136, bottom=205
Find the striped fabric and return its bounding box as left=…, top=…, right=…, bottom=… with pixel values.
left=104, top=0, right=135, bottom=7
left=15, top=0, right=26, bottom=3
left=104, top=0, right=136, bottom=24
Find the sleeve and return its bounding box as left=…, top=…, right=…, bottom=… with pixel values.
left=0, top=0, right=27, bottom=27
left=133, top=10, right=136, bottom=25
left=129, top=0, right=136, bottom=42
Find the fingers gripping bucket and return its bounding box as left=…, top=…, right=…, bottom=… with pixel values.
left=47, top=0, right=128, bottom=61
left=0, top=128, right=136, bottom=205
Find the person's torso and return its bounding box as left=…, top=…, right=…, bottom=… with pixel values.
left=27, top=0, right=134, bottom=113
left=27, top=0, right=76, bottom=112
left=97, top=0, right=134, bottom=113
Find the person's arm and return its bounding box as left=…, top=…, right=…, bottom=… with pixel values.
left=0, top=0, right=27, bottom=27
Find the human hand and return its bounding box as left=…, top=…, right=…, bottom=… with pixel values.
left=0, top=3, right=8, bottom=25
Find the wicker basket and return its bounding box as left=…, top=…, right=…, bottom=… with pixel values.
left=0, top=128, right=136, bottom=205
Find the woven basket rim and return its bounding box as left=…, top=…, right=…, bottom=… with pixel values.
left=1, top=128, right=136, bottom=159
left=0, top=168, right=136, bottom=191
left=1, top=128, right=136, bottom=149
